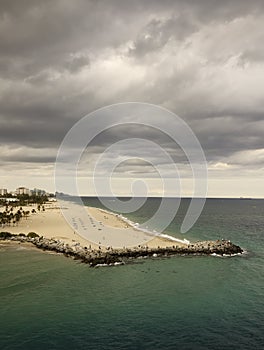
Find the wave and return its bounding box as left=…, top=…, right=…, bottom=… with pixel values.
left=211, top=250, right=247, bottom=258
left=96, top=207, right=189, bottom=244
left=95, top=262, right=124, bottom=268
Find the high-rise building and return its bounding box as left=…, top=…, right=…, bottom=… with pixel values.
left=15, top=187, right=30, bottom=195
left=0, top=188, right=8, bottom=196
left=32, top=188, right=46, bottom=196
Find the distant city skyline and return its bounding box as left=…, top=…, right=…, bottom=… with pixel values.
left=0, top=186, right=48, bottom=196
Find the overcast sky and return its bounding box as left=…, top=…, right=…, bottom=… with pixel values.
left=0, top=0, right=263, bottom=197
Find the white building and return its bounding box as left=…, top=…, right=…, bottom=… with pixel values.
left=16, top=187, right=30, bottom=195
left=5, top=198, right=19, bottom=203
left=0, top=188, right=8, bottom=196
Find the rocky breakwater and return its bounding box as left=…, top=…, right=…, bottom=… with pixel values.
left=0, top=233, right=243, bottom=266
left=186, top=240, right=243, bottom=255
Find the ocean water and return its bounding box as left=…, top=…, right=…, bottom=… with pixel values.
left=0, top=198, right=263, bottom=349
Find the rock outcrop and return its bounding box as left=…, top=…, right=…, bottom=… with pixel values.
left=0, top=234, right=244, bottom=267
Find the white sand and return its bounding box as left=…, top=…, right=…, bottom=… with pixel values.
left=1, top=202, right=188, bottom=250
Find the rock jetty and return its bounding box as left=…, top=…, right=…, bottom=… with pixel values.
left=0, top=233, right=244, bottom=267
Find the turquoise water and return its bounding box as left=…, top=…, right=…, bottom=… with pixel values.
left=0, top=198, right=264, bottom=349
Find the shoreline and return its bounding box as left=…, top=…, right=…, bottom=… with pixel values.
left=1, top=201, right=189, bottom=250
left=0, top=202, right=244, bottom=266
left=93, top=207, right=191, bottom=245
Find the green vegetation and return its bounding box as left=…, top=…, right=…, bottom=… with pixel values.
left=27, top=232, right=40, bottom=238
left=0, top=206, right=37, bottom=229
left=0, top=231, right=12, bottom=239
left=15, top=194, right=49, bottom=206
left=0, top=193, right=51, bottom=207
left=0, top=208, right=22, bottom=227
left=0, top=231, right=39, bottom=239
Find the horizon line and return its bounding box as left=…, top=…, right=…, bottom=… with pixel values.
left=61, top=194, right=264, bottom=200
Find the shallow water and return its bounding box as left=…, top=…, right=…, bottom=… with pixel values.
left=0, top=198, right=263, bottom=349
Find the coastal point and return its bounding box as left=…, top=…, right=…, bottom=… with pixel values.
left=0, top=199, right=243, bottom=267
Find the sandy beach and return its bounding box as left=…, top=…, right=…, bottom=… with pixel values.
left=0, top=202, right=188, bottom=250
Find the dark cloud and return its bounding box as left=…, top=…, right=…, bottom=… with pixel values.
left=0, top=0, right=263, bottom=193
left=129, top=16, right=197, bottom=58
left=2, top=155, right=55, bottom=164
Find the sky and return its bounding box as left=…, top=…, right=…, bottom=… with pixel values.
left=0, top=0, right=263, bottom=198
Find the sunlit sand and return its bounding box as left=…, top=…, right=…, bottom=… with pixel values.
left=1, top=202, right=188, bottom=250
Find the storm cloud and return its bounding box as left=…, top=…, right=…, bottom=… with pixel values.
left=0, top=0, right=263, bottom=196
